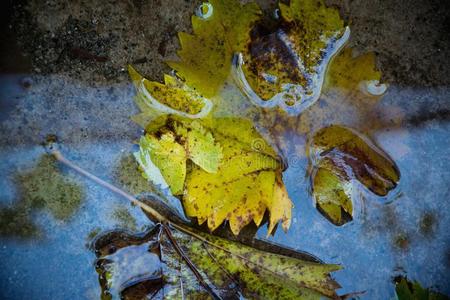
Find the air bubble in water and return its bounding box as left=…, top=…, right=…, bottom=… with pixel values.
left=362, top=80, right=388, bottom=96
left=196, top=3, right=213, bottom=19
left=273, top=8, right=280, bottom=20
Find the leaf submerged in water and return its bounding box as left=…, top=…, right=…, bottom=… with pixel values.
left=235, top=0, right=349, bottom=114
left=94, top=224, right=341, bottom=299
left=395, top=277, right=450, bottom=300
left=310, top=125, right=400, bottom=225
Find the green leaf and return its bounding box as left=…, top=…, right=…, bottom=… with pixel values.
left=94, top=224, right=342, bottom=299
left=167, top=0, right=262, bottom=98
left=135, top=133, right=187, bottom=195
left=395, top=277, right=450, bottom=300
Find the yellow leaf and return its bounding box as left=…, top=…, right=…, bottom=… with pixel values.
left=183, top=158, right=282, bottom=234
left=324, top=47, right=382, bottom=92
left=185, top=121, right=223, bottom=173
left=128, top=65, right=213, bottom=125
left=211, top=117, right=279, bottom=159
left=267, top=176, right=293, bottom=235
left=135, top=133, right=187, bottom=195
left=167, top=0, right=262, bottom=98
left=168, top=117, right=292, bottom=235
left=312, top=158, right=353, bottom=225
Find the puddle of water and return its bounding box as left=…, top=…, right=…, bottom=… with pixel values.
left=1, top=1, right=450, bottom=299
left=1, top=71, right=449, bottom=300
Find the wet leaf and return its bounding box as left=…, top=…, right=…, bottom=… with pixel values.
left=134, top=116, right=292, bottom=235
left=310, top=125, right=400, bottom=225
left=324, top=47, right=381, bottom=93
left=128, top=66, right=213, bottom=128
left=313, top=125, right=400, bottom=196
left=235, top=0, right=349, bottom=114
left=135, top=132, right=187, bottom=195
left=94, top=224, right=341, bottom=299
left=167, top=0, right=262, bottom=98
left=211, top=117, right=278, bottom=159
left=261, top=45, right=388, bottom=151
left=178, top=120, right=223, bottom=174
left=395, top=277, right=450, bottom=300
left=312, top=158, right=353, bottom=226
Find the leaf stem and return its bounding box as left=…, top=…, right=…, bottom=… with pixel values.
left=51, top=149, right=167, bottom=223
left=50, top=148, right=221, bottom=299
left=163, top=224, right=222, bottom=300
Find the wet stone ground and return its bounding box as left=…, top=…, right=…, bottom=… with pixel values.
left=1, top=0, right=450, bottom=299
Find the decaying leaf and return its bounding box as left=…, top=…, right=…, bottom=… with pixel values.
left=234, top=0, right=349, bottom=114
left=134, top=116, right=293, bottom=235
left=167, top=0, right=262, bottom=98
left=94, top=224, right=341, bottom=299
left=0, top=154, right=84, bottom=238
left=262, top=44, right=388, bottom=152
left=45, top=144, right=343, bottom=299
left=395, top=277, right=450, bottom=300
left=310, top=125, right=400, bottom=225
left=128, top=66, right=213, bottom=128
left=313, top=125, right=400, bottom=196
left=312, top=158, right=353, bottom=226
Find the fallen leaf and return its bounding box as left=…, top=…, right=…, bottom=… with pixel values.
left=312, top=125, right=400, bottom=196
left=134, top=116, right=292, bottom=235
left=324, top=47, right=381, bottom=93
left=395, top=277, right=450, bottom=300
left=135, top=132, right=187, bottom=195
left=179, top=120, right=223, bottom=174
left=310, top=125, right=400, bottom=225
left=311, top=158, right=353, bottom=225
left=128, top=66, right=213, bottom=127
left=46, top=147, right=342, bottom=299
left=94, top=223, right=341, bottom=299
left=0, top=154, right=84, bottom=238
left=260, top=46, right=389, bottom=155
left=167, top=0, right=262, bottom=98
left=234, top=0, right=349, bottom=114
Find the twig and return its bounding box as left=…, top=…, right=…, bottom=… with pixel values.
left=163, top=224, right=222, bottom=300
left=51, top=149, right=166, bottom=223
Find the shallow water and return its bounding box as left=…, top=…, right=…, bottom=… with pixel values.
left=1, top=1, right=450, bottom=299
